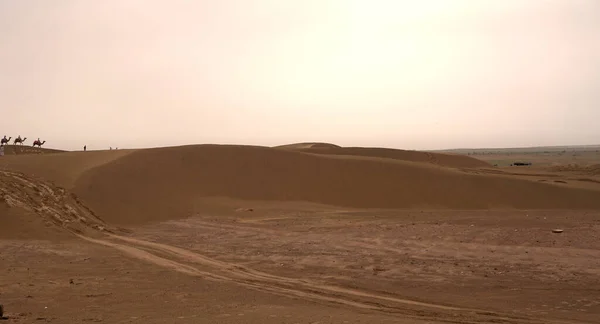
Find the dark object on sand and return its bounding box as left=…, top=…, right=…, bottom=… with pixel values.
left=0, top=304, right=4, bottom=317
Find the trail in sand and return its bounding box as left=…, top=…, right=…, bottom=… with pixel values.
left=77, top=231, right=567, bottom=324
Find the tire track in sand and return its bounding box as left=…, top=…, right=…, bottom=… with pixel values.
left=77, top=233, right=563, bottom=324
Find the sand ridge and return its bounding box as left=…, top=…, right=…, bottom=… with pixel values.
left=277, top=143, right=490, bottom=168
left=275, top=142, right=342, bottom=150
left=0, top=144, right=66, bottom=156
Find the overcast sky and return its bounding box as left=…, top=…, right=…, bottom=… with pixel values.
left=1, top=0, right=599, bottom=150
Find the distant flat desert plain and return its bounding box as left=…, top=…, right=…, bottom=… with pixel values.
left=1, top=142, right=600, bottom=323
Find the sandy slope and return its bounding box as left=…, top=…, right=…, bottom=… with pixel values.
left=3, top=144, right=600, bottom=227
left=70, top=144, right=600, bottom=225
left=0, top=150, right=132, bottom=188
left=0, top=170, right=108, bottom=240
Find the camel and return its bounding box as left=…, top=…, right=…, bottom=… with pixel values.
left=0, top=136, right=10, bottom=146
left=33, top=139, right=46, bottom=147
left=14, top=137, right=27, bottom=145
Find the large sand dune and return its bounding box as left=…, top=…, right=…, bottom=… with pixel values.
left=3, top=144, right=600, bottom=227
left=68, top=144, right=600, bottom=225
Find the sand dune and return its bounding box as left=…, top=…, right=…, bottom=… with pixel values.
left=3, top=144, right=600, bottom=228
left=277, top=143, right=490, bottom=168
left=67, top=144, right=600, bottom=225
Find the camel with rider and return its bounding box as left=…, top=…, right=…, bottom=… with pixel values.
left=13, top=136, right=27, bottom=145
left=0, top=136, right=10, bottom=146
left=32, top=139, right=46, bottom=147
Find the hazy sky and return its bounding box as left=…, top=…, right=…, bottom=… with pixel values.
left=1, top=0, right=599, bottom=150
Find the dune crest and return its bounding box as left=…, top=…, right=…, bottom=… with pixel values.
left=277, top=144, right=489, bottom=168
left=275, top=142, right=342, bottom=150
left=0, top=144, right=65, bottom=155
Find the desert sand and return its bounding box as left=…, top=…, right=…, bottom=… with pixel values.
left=1, top=143, right=600, bottom=323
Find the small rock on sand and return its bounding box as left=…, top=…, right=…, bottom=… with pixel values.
left=552, top=229, right=564, bottom=233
